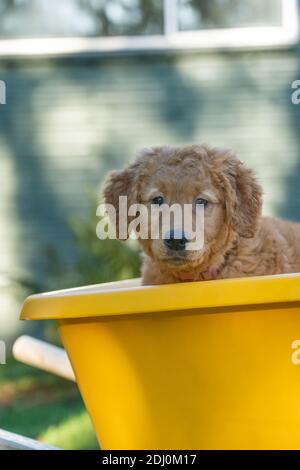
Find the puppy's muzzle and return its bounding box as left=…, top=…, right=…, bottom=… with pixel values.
left=164, top=229, right=188, bottom=251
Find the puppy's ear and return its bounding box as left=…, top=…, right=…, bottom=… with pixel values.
left=215, top=149, right=262, bottom=238
left=102, top=167, right=137, bottom=240
left=223, top=158, right=263, bottom=238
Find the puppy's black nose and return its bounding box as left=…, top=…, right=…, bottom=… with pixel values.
left=164, top=230, right=188, bottom=251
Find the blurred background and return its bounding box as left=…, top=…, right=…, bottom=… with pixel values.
left=0, top=0, right=299, bottom=449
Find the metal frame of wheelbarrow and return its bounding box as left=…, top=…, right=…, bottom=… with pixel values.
left=0, top=335, right=74, bottom=450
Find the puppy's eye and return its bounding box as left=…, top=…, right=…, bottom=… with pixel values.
left=152, top=196, right=164, bottom=206
left=195, top=198, right=208, bottom=207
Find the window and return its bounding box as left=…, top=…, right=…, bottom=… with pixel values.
left=178, top=0, right=283, bottom=30
left=0, top=0, right=298, bottom=57
left=0, top=0, right=164, bottom=38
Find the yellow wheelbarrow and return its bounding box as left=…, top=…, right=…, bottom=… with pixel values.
left=20, top=274, right=300, bottom=450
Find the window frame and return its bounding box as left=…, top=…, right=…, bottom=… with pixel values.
left=0, top=0, right=298, bottom=57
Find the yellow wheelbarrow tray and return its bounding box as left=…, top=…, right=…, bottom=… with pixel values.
left=20, top=273, right=300, bottom=450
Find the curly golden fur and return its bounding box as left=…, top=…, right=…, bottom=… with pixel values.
left=103, top=144, right=300, bottom=285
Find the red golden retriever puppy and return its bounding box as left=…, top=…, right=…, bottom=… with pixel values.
left=103, top=144, right=300, bottom=285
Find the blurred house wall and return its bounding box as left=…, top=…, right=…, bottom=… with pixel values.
left=0, top=49, right=300, bottom=343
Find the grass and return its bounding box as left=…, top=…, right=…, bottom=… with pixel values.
left=0, top=358, right=99, bottom=449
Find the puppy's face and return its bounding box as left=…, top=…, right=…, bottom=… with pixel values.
left=135, top=157, right=225, bottom=269
left=103, top=145, right=262, bottom=275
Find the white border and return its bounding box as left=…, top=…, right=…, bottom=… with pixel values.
left=0, top=0, right=298, bottom=58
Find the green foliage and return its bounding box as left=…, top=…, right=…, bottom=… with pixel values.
left=39, top=410, right=98, bottom=450
left=14, top=197, right=141, bottom=295
left=0, top=359, right=98, bottom=449
left=69, top=211, right=141, bottom=285
left=46, top=200, right=141, bottom=290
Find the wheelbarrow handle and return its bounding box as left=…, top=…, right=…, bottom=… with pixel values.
left=0, top=428, right=59, bottom=450
left=13, top=335, right=76, bottom=382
